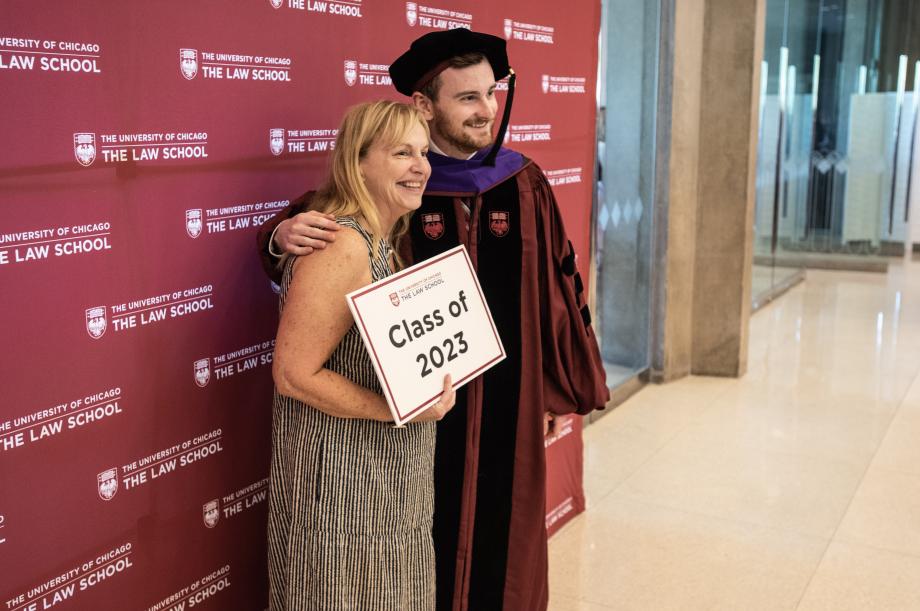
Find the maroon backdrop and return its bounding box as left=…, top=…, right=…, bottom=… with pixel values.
left=0, top=1, right=600, bottom=608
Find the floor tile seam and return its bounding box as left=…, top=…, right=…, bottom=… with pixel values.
left=851, top=461, right=920, bottom=482
left=601, top=393, right=735, bottom=504
left=584, top=377, right=737, bottom=508
left=793, top=541, right=920, bottom=611
left=689, top=393, right=904, bottom=419
left=791, top=370, right=920, bottom=611
left=600, top=491, right=832, bottom=546
left=735, top=418, right=899, bottom=465
left=831, top=533, right=920, bottom=561
left=860, top=367, right=920, bottom=474
left=626, top=427, right=886, bottom=477
left=551, top=592, right=618, bottom=609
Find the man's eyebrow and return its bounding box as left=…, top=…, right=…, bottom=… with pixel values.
left=452, top=85, right=496, bottom=98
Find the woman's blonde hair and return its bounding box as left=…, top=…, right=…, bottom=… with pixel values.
left=312, top=100, right=429, bottom=263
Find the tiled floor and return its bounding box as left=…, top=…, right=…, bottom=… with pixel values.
left=548, top=259, right=920, bottom=610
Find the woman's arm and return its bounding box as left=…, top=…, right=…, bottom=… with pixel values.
left=272, top=228, right=393, bottom=421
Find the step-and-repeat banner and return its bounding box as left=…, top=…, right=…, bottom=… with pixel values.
left=0, top=1, right=599, bottom=608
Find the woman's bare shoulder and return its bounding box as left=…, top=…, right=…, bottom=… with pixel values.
left=290, top=223, right=369, bottom=285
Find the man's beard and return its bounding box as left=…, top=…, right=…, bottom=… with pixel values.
left=433, top=112, right=494, bottom=155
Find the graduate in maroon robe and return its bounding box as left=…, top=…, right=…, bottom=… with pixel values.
left=257, top=29, right=608, bottom=611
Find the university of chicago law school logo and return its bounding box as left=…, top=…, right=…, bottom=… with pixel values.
left=179, top=48, right=198, bottom=80
left=541, top=74, right=549, bottom=94
left=344, top=60, right=357, bottom=87
left=421, top=212, right=444, bottom=240
left=203, top=500, right=220, bottom=528
left=503, top=18, right=513, bottom=39
left=270, top=128, right=285, bottom=156
left=73, top=133, right=96, bottom=167
left=406, top=2, right=417, bottom=26
left=489, top=211, right=510, bottom=237
left=389, top=292, right=400, bottom=307
left=186, top=209, right=203, bottom=238
left=194, top=358, right=211, bottom=388
left=85, top=306, right=107, bottom=339
left=269, top=0, right=283, bottom=8
left=97, top=468, right=118, bottom=501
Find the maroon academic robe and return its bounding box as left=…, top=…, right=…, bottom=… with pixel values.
left=256, top=153, right=608, bottom=611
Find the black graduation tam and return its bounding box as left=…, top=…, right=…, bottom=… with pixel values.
left=389, top=28, right=510, bottom=96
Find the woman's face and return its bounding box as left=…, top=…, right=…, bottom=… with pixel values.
left=360, top=122, right=430, bottom=221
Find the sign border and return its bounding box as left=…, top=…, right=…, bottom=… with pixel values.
left=347, top=245, right=505, bottom=424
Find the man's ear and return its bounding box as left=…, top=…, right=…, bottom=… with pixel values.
left=411, top=92, right=435, bottom=121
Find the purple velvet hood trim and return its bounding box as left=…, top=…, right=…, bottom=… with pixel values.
left=424, top=147, right=527, bottom=196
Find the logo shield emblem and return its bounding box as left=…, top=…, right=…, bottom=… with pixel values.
left=406, top=2, right=418, bottom=26
left=389, top=292, right=400, bottom=307
left=186, top=209, right=203, bottom=238
left=85, top=306, right=107, bottom=339
left=73, top=133, right=96, bottom=167
left=270, top=128, right=285, bottom=156
left=270, top=0, right=283, bottom=7
left=203, top=500, right=220, bottom=528
left=489, top=211, right=510, bottom=237
left=97, top=468, right=118, bottom=501
left=542, top=75, right=550, bottom=94
left=421, top=212, right=444, bottom=240
left=344, top=60, right=357, bottom=87
left=179, top=48, right=198, bottom=80
left=504, top=19, right=513, bottom=39
left=194, top=358, right=211, bottom=388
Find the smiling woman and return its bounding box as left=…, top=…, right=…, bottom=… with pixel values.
left=268, top=101, right=455, bottom=611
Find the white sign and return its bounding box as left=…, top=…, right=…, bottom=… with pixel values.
left=346, top=245, right=504, bottom=425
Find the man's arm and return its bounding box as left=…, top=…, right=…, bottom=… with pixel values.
left=256, top=191, right=340, bottom=284
left=529, top=166, right=610, bottom=416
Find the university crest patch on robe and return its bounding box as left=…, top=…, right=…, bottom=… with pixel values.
left=421, top=212, right=444, bottom=240
left=489, top=210, right=510, bottom=237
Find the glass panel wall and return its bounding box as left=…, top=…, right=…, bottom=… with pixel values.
left=754, top=0, right=919, bottom=305
left=592, top=0, right=660, bottom=387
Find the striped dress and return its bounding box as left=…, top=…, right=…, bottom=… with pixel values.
left=268, top=217, right=437, bottom=610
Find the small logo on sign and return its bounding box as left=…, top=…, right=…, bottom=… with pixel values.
left=179, top=48, right=199, bottom=80
left=344, top=60, right=357, bottom=87
left=504, top=18, right=513, bottom=39
left=186, top=209, right=203, bottom=238
left=194, top=358, right=211, bottom=388
left=203, top=499, right=220, bottom=528
left=489, top=211, right=510, bottom=237
left=541, top=74, right=549, bottom=94
left=85, top=306, right=107, bottom=339
left=389, top=292, right=400, bottom=307
left=406, top=2, right=418, bottom=26
left=97, top=468, right=118, bottom=501
left=270, top=128, right=285, bottom=156
left=422, top=212, right=444, bottom=240
left=269, top=0, right=283, bottom=8
left=74, top=132, right=96, bottom=167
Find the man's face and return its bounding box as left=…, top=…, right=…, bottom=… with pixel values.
left=423, top=60, right=498, bottom=158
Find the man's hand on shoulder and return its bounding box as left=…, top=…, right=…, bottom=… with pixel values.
left=274, top=210, right=340, bottom=256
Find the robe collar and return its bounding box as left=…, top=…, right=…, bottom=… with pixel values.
left=424, top=147, right=527, bottom=196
